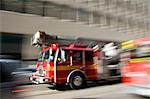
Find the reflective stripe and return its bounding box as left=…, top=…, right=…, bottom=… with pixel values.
left=121, top=40, right=134, bottom=46
left=56, top=64, right=99, bottom=71
left=121, top=40, right=134, bottom=49
left=57, top=77, right=66, bottom=80
left=130, top=57, right=150, bottom=63
left=87, top=75, right=99, bottom=78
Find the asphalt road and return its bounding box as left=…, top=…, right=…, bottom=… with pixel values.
left=11, top=82, right=148, bottom=99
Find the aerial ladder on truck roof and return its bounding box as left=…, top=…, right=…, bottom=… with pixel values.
left=31, top=31, right=118, bottom=49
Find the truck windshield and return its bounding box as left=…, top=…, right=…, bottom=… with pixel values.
left=44, top=50, right=49, bottom=59
left=38, top=49, right=56, bottom=62
left=38, top=52, right=43, bottom=62
left=41, top=50, right=50, bottom=61
left=38, top=51, right=50, bottom=62
left=136, top=44, right=150, bottom=57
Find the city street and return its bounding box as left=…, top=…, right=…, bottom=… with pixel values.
left=13, top=82, right=148, bottom=99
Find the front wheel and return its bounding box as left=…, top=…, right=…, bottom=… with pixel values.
left=68, top=72, right=86, bottom=90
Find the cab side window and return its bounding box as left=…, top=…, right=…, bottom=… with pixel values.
left=72, top=51, right=82, bottom=65
left=85, top=51, right=93, bottom=61
left=57, top=49, right=69, bottom=64
left=85, top=51, right=93, bottom=65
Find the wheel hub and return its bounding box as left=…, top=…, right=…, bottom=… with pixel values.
left=73, top=76, right=82, bottom=86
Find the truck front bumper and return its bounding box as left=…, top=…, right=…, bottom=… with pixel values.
left=30, top=76, right=53, bottom=84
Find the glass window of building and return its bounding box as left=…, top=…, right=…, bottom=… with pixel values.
left=99, top=0, right=105, bottom=6
left=117, top=17, right=125, bottom=30
left=45, top=2, right=61, bottom=18
left=106, top=15, right=111, bottom=26
left=60, top=5, right=76, bottom=21
left=1, top=0, right=23, bottom=12
left=93, top=13, right=100, bottom=25
left=78, top=9, right=89, bottom=23
left=100, top=15, right=107, bottom=27
left=108, top=15, right=117, bottom=29
left=25, top=0, right=43, bottom=16
left=87, top=0, right=99, bottom=7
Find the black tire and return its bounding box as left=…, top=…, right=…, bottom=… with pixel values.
left=68, top=72, right=86, bottom=90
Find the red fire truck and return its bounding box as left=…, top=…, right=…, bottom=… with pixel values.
left=30, top=31, right=120, bottom=89
left=120, top=38, right=150, bottom=97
